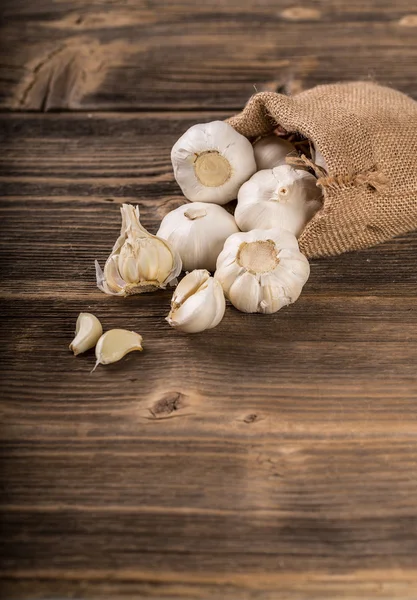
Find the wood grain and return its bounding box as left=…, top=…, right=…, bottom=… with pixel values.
left=1, top=3, right=417, bottom=596
left=1, top=112, right=416, bottom=301
left=2, top=439, right=417, bottom=598
left=0, top=0, right=416, bottom=110
left=1, top=110, right=417, bottom=598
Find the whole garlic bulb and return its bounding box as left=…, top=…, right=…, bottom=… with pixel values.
left=235, top=164, right=322, bottom=236
left=253, top=135, right=295, bottom=170
left=157, top=202, right=239, bottom=272
left=171, top=120, right=256, bottom=205
left=215, top=228, right=310, bottom=314
left=95, top=204, right=181, bottom=296
left=167, top=269, right=225, bottom=333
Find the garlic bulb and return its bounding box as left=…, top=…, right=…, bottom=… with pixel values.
left=167, top=269, right=225, bottom=333
left=69, top=312, right=103, bottom=356
left=95, top=204, right=181, bottom=296
left=215, top=229, right=310, bottom=314
left=157, top=202, right=239, bottom=272
left=235, top=165, right=322, bottom=236
left=94, top=329, right=143, bottom=370
left=171, top=120, right=256, bottom=205
left=253, top=135, right=295, bottom=170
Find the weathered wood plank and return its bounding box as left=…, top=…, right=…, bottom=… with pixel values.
left=0, top=112, right=416, bottom=446
left=2, top=510, right=417, bottom=571
left=3, top=572, right=417, bottom=600
left=1, top=195, right=417, bottom=298
left=1, top=312, right=417, bottom=441
left=0, top=0, right=416, bottom=110
left=1, top=113, right=416, bottom=302
left=2, top=439, right=417, bottom=516
left=1, top=110, right=417, bottom=599
left=2, top=439, right=417, bottom=596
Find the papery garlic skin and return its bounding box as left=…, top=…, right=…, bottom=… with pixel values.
left=167, top=269, right=225, bottom=333
left=253, top=135, right=295, bottom=170
left=235, top=165, right=322, bottom=236
left=69, top=312, right=103, bottom=356
left=157, top=202, right=239, bottom=272
left=94, top=329, right=143, bottom=369
left=215, top=229, right=310, bottom=314
left=95, top=204, right=182, bottom=296
left=171, top=121, right=256, bottom=205
left=313, top=145, right=328, bottom=172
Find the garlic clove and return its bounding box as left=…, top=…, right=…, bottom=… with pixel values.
left=96, top=204, right=182, bottom=296
left=167, top=269, right=225, bottom=333
left=170, top=286, right=218, bottom=332
left=278, top=248, right=311, bottom=286
left=100, top=256, right=126, bottom=295
left=235, top=165, right=322, bottom=236
left=253, top=135, right=296, bottom=170
left=215, top=228, right=309, bottom=314
left=227, top=271, right=261, bottom=313
left=170, top=268, right=209, bottom=305
left=69, top=312, right=103, bottom=356
left=258, top=277, right=289, bottom=314
left=171, top=121, right=256, bottom=205
left=157, top=201, right=239, bottom=272
left=94, top=329, right=143, bottom=370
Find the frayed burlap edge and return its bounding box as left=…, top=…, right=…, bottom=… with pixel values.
left=227, top=84, right=417, bottom=259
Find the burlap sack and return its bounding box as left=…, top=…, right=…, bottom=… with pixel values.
left=228, top=82, right=417, bottom=258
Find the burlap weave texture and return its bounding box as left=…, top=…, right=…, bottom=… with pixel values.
left=228, top=82, right=417, bottom=258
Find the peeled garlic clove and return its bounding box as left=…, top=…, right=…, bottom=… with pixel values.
left=95, top=204, right=182, bottom=296
left=215, top=229, right=309, bottom=314
left=235, top=164, right=322, bottom=236
left=167, top=269, right=225, bottom=333
left=94, top=329, right=143, bottom=369
left=253, top=135, right=296, bottom=170
left=171, top=121, right=256, bottom=205
left=157, top=202, right=239, bottom=272
left=69, top=312, right=103, bottom=356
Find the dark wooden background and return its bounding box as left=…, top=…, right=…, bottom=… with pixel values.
left=1, top=1, right=417, bottom=598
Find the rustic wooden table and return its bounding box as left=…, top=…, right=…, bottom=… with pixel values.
left=1, top=1, right=417, bottom=598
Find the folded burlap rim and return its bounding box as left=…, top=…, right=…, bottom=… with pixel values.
left=228, top=82, right=417, bottom=258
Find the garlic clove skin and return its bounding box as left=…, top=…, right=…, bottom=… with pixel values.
left=215, top=229, right=310, bottom=314
left=94, top=329, right=143, bottom=370
left=167, top=269, right=225, bottom=333
left=171, top=121, right=256, bottom=205
left=313, top=145, right=328, bottom=172
left=96, top=204, right=182, bottom=296
left=235, top=165, right=322, bottom=236
left=226, top=270, right=261, bottom=314
left=157, top=202, right=239, bottom=272
left=253, top=135, right=296, bottom=170
left=69, top=312, right=103, bottom=356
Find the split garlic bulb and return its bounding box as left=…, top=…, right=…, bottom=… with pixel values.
left=171, top=120, right=256, bottom=205
left=95, top=204, right=181, bottom=296
left=253, top=135, right=295, bottom=170
left=215, top=229, right=310, bottom=314
left=235, top=165, right=322, bottom=236
left=167, top=269, right=225, bottom=333
left=157, top=202, right=239, bottom=272
left=69, top=312, right=103, bottom=356
left=94, top=329, right=143, bottom=370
